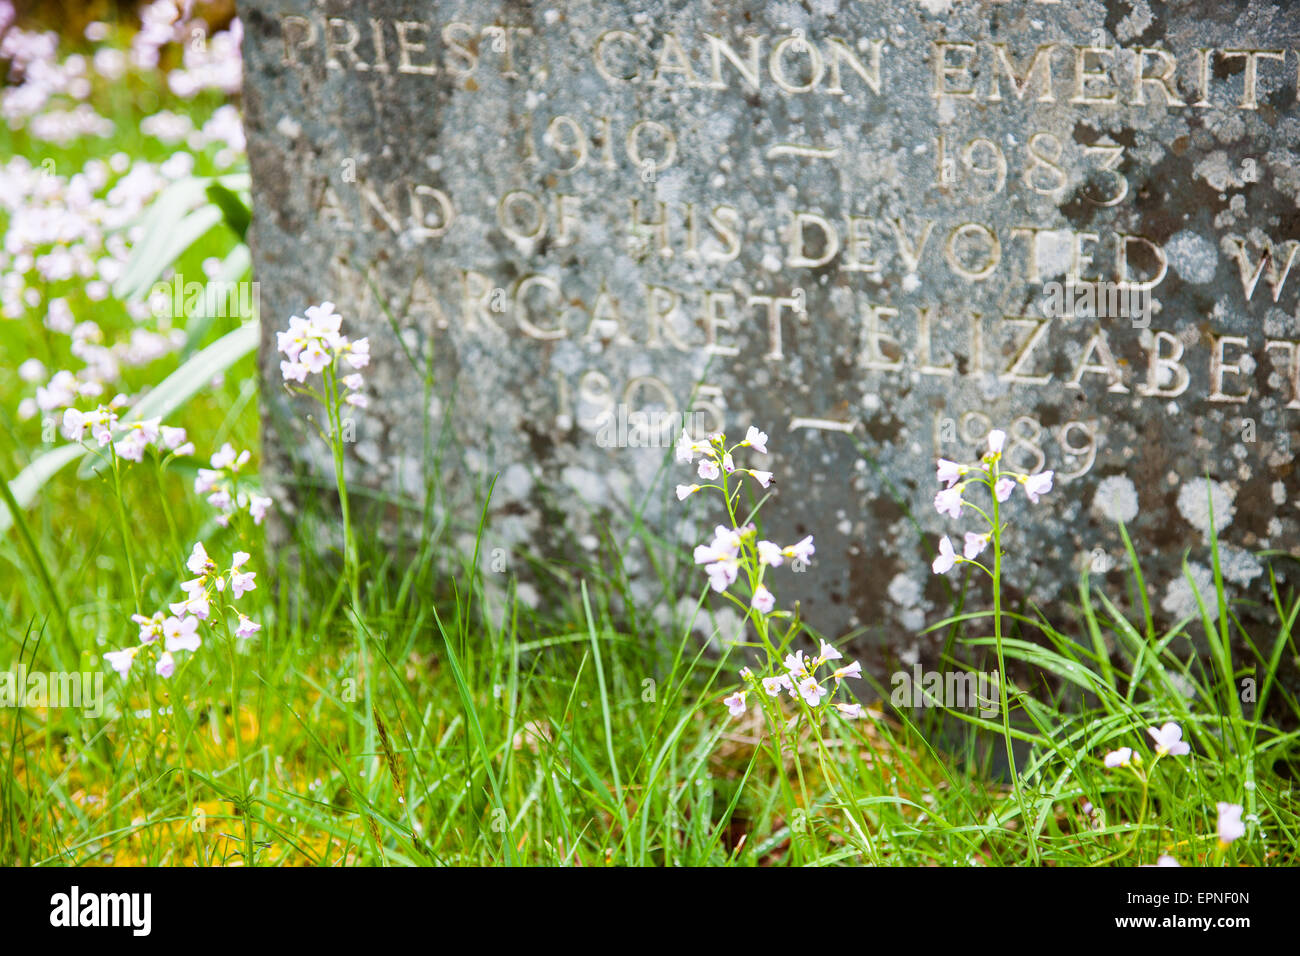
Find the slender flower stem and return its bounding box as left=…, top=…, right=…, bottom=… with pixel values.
left=109, top=447, right=142, bottom=612
left=990, top=460, right=1037, bottom=863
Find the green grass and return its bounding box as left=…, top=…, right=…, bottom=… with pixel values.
left=1, top=15, right=1298, bottom=868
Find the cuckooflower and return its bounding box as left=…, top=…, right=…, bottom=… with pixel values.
left=723, top=690, right=747, bottom=717
left=675, top=483, right=699, bottom=501
left=762, top=674, right=793, bottom=697
left=163, top=615, right=201, bottom=653
left=675, top=428, right=704, bottom=464
left=781, top=535, right=815, bottom=565
left=797, top=676, right=828, bottom=706
left=131, top=611, right=165, bottom=644
left=987, top=429, right=1006, bottom=455
left=742, top=426, right=768, bottom=454
left=1147, top=722, right=1191, bottom=757
left=1216, top=802, right=1245, bottom=846
left=235, top=613, right=262, bottom=639
left=705, top=558, right=739, bottom=593
left=1023, top=470, right=1054, bottom=503
left=784, top=650, right=812, bottom=680
left=757, top=540, right=783, bottom=567
left=936, top=458, right=964, bottom=488
left=751, top=585, right=775, bottom=614
left=1104, top=747, right=1133, bottom=768
left=835, top=702, right=864, bottom=719
left=932, top=535, right=956, bottom=574
left=698, top=459, right=720, bottom=480
left=104, top=646, right=138, bottom=678
left=934, top=486, right=964, bottom=519
left=832, top=660, right=862, bottom=684
left=229, top=551, right=256, bottom=598
left=963, top=531, right=990, bottom=560
left=994, top=477, right=1015, bottom=502
left=155, top=651, right=176, bottom=678
left=186, top=541, right=215, bottom=577
left=815, top=640, right=843, bottom=665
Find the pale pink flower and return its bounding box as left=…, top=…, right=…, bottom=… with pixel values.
left=305, top=301, right=342, bottom=333
left=62, top=407, right=89, bottom=441
left=114, top=429, right=150, bottom=462
left=155, top=651, right=176, bottom=678
left=280, top=360, right=308, bottom=383
left=934, top=486, right=964, bottom=519
left=248, top=494, right=273, bottom=525
left=705, top=559, right=739, bottom=593
left=132, top=611, right=165, bottom=644
left=104, top=647, right=138, bottom=677
left=835, top=702, right=864, bottom=719
left=723, top=690, right=747, bottom=718
left=186, top=541, right=214, bottom=576
left=781, top=535, right=814, bottom=565
left=742, top=426, right=768, bottom=454
left=1147, top=722, right=1191, bottom=757
left=987, top=429, right=1006, bottom=455
left=698, top=459, right=719, bottom=480
left=169, top=590, right=210, bottom=621
left=932, top=535, right=956, bottom=574
left=762, top=674, right=793, bottom=697
left=194, top=468, right=221, bottom=494
left=229, top=566, right=257, bottom=600
left=276, top=317, right=311, bottom=360
left=757, top=540, right=783, bottom=567
left=674, top=428, right=698, bottom=464
left=833, top=660, right=862, bottom=684
left=1216, top=803, right=1245, bottom=845
left=163, top=615, right=201, bottom=653
left=210, top=444, right=238, bottom=469
left=675, top=484, right=699, bottom=501
left=816, top=640, right=843, bottom=665
left=784, top=650, right=811, bottom=680
left=1104, top=747, right=1133, bottom=768
left=750, top=470, right=773, bottom=488
left=751, top=585, right=775, bottom=614
left=797, top=676, right=828, bottom=706
left=1024, top=470, right=1054, bottom=503
left=300, top=340, right=330, bottom=374
left=936, top=459, right=963, bottom=487
left=994, top=477, right=1015, bottom=502
left=343, top=338, right=370, bottom=369
left=235, top=613, right=261, bottom=639
left=963, top=532, right=989, bottom=560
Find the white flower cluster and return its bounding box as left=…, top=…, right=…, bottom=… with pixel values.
left=104, top=542, right=260, bottom=680
left=276, top=301, right=369, bottom=404
left=931, top=429, right=1054, bottom=575
left=724, top=642, right=864, bottom=720
left=63, top=397, right=192, bottom=463
left=194, top=442, right=273, bottom=526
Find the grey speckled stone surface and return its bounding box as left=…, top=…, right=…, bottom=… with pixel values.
left=241, top=0, right=1300, bottom=660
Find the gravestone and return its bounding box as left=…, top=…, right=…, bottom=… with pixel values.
left=241, top=0, right=1300, bottom=661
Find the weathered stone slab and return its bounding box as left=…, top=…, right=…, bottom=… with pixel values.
left=241, top=0, right=1300, bottom=657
